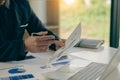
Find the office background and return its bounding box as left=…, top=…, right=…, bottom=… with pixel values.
left=29, top=0, right=119, bottom=48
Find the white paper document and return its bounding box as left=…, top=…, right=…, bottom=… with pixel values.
left=0, top=62, right=23, bottom=70
left=43, top=58, right=92, bottom=80
left=49, top=23, right=81, bottom=64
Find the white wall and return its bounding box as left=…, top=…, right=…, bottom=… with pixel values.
left=29, top=0, right=46, bottom=24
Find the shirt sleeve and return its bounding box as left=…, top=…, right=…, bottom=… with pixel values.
left=26, top=11, right=59, bottom=40
left=0, top=31, right=27, bottom=62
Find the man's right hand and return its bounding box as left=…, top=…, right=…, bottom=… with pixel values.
left=24, top=32, right=55, bottom=53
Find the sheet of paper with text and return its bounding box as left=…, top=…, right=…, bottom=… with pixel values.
left=49, top=23, right=82, bottom=64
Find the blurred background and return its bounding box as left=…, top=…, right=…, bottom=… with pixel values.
left=29, top=0, right=111, bottom=46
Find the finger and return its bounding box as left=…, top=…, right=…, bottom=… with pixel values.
left=60, top=42, right=65, bottom=46
left=55, top=41, right=65, bottom=50
left=56, top=44, right=64, bottom=50
left=33, top=48, right=48, bottom=53
left=37, top=31, right=48, bottom=36
left=38, top=46, right=49, bottom=52
left=32, top=31, right=48, bottom=36
left=36, top=40, right=55, bottom=46
left=62, top=39, right=66, bottom=43
left=56, top=46, right=61, bottom=50
left=39, top=49, right=48, bottom=52
left=35, top=35, right=55, bottom=41
left=56, top=41, right=65, bottom=46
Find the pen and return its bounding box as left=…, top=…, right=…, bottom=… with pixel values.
left=32, top=32, right=55, bottom=40
left=32, top=33, right=42, bottom=36
left=52, top=60, right=70, bottom=66
left=40, top=60, right=70, bottom=69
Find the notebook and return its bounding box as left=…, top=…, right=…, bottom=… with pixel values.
left=75, top=38, right=104, bottom=49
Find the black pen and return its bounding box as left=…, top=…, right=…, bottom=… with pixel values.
left=32, top=32, right=55, bottom=40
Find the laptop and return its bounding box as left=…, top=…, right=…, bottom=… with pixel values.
left=68, top=47, right=120, bottom=80
left=98, top=47, right=120, bottom=80
left=43, top=47, right=120, bottom=80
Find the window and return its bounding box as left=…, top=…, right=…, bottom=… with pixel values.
left=60, top=0, right=111, bottom=46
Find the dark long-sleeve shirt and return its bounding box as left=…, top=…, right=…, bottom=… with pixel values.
left=0, top=0, right=59, bottom=62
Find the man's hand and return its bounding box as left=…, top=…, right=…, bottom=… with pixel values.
left=54, top=39, right=66, bottom=50
left=24, top=32, right=55, bottom=53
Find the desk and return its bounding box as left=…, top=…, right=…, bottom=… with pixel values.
left=0, top=46, right=118, bottom=80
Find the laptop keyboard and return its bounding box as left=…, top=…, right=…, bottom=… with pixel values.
left=68, top=62, right=107, bottom=80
